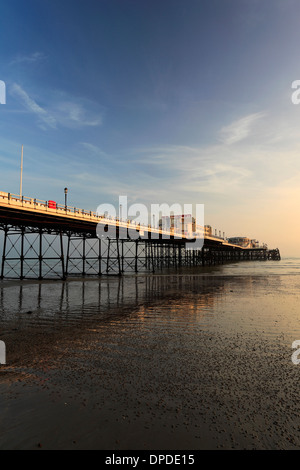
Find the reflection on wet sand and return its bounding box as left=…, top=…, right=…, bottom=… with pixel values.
left=0, top=273, right=286, bottom=372
left=1, top=272, right=275, bottom=322
left=0, top=275, right=222, bottom=334
left=1, top=268, right=300, bottom=450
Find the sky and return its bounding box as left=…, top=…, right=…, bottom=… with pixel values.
left=1, top=0, right=300, bottom=256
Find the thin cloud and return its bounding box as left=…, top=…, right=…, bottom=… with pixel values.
left=220, top=112, right=265, bottom=145
left=9, top=52, right=46, bottom=66
left=117, top=143, right=254, bottom=201
left=10, top=84, right=103, bottom=130
left=10, top=83, right=57, bottom=129
left=79, top=143, right=108, bottom=158
left=54, top=102, right=103, bottom=128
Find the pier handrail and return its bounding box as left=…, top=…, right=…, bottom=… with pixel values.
left=0, top=191, right=267, bottom=248
left=0, top=191, right=186, bottom=238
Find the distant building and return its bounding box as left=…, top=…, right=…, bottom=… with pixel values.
left=204, top=225, right=212, bottom=236
left=157, top=217, right=227, bottom=241
left=228, top=237, right=260, bottom=248
left=159, top=214, right=196, bottom=237
left=227, top=237, right=250, bottom=247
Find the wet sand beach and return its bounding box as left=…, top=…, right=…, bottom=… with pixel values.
left=1, top=260, right=300, bottom=450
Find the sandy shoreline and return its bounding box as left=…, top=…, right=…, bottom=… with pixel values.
left=0, top=271, right=300, bottom=450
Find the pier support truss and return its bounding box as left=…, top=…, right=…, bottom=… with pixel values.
left=0, top=224, right=66, bottom=280
left=0, top=224, right=280, bottom=280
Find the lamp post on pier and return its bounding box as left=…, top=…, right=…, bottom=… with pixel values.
left=20, top=145, right=23, bottom=199
left=64, top=187, right=68, bottom=211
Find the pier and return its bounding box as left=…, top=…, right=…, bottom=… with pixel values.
left=0, top=192, right=280, bottom=280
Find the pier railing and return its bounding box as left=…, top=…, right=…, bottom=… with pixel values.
left=0, top=191, right=281, bottom=280
left=0, top=191, right=268, bottom=250
left=0, top=191, right=197, bottom=240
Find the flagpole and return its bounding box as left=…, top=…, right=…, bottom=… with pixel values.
left=20, top=145, right=23, bottom=199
